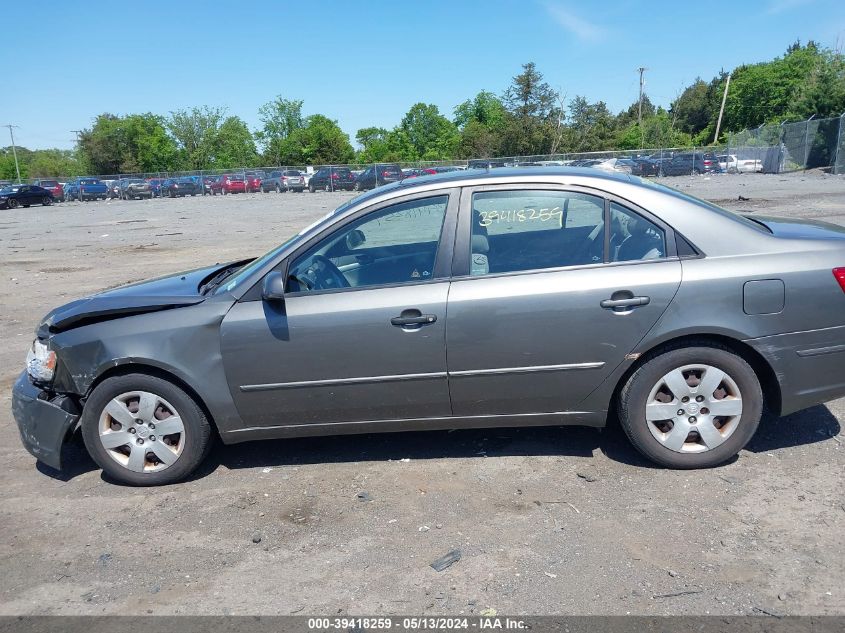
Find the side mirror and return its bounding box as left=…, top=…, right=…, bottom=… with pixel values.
left=262, top=271, right=286, bottom=301
left=345, top=229, right=366, bottom=250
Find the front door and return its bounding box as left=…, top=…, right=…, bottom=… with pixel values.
left=220, top=192, right=457, bottom=429
left=446, top=187, right=683, bottom=417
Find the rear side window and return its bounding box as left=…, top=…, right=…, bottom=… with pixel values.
left=469, top=190, right=605, bottom=275
left=609, top=202, right=666, bottom=262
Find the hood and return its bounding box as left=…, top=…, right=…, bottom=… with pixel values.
left=37, top=261, right=241, bottom=336
left=743, top=214, right=845, bottom=240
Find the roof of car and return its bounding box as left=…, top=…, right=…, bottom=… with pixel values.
left=333, top=166, right=640, bottom=216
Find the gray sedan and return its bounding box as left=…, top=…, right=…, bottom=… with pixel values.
left=13, top=168, right=845, bottom=485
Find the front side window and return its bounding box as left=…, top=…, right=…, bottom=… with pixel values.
left=469, top=190, right=605, bottom=275
left=288, top=195, right=449, bottom=292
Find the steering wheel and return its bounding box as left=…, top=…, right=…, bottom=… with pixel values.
left=301, top=254, right=350, bottom=291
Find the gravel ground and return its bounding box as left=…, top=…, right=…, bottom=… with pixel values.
left=1, top=171, right=843, bottom=616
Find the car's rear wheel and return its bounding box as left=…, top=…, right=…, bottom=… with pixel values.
left=276, top=184, right=282, bottom=193
left=82, top=373, right=212, bottom=486
left=309, top=183, right=316, bottom=193
left=618, top=344, right=762, bottom=469
left=353, top=182, right=361, bottom=192
left=42, top=196, right=52, bottom=206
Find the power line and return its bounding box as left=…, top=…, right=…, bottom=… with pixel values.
left=4, top=125, right=22, bottom=183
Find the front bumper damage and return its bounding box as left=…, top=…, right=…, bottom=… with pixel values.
left=11, top=371, right=79, bottom=470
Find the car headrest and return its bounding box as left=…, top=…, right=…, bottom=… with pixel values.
left=471, top=233, right=489, bottom=255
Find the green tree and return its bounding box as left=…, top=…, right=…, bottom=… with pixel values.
left=0, top=150, right=28, bottom=180
left=454, top=91, right=507, bottom=158
left=78, top=113, right=177, bottom=174
left=400, top=103, right=459, bottom=160
left=500, top=62, right=562, bottom=155
left=213, top=116, right=258, bottom=168
left=256, top=97, right=304, bottom=164
left=279, top=115, right=354, bottom=165
left=563, top=96, right=616, bottom=153
left=166, top=106, right=226, bottom=170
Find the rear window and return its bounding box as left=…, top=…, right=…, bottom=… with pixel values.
left=80, top=178, right=101, bottom=184
left=40, top=180, right=58, bottom=187
left=230, top=175, right=245, bottom=181
left=283, top=170, right=301, bottom=176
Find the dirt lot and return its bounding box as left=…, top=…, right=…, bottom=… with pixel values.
left=1, top=171, right=844, bottom=616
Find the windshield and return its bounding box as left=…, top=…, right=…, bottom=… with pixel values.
left=218, top=210, right=337, bottom=294
left=0, top=186, right=21, bottom=193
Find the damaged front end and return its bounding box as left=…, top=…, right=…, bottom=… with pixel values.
left=12, top=371, right=80, bottom=470
left=12, top=260, right=249, bottom=470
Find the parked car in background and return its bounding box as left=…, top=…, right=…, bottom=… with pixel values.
left=32, top=179, right=64, bottom=202
left=717, top=154, right=763, bottom=173
left=146, top=178, right=165, bottom=197
left=661, top=152, right=722, bottom=176
left=591, top=158, right=634, bottom=174
left=65, top=178, right=108, bottom=201
left=201, top=176, right=216, bottom=195
left=244, top=171, right=264, bottom=193
left=467, top=159, right=507, bottom=169
left=118, top=178, right=153, bottom=200
left=210, top=174, right=247, bottom=195
left=104, top=180, right=121, bottom=199
left=274, top=170, right=307, bottom=192
left=161, top=177, right=200, bottom=197
left=354, top=164, right=403, bottom=191
left=310, top=167, right=356, bottom=192
left=0, top=184, right=54, bottom=209
left=630, top=157, right=661, bottom=177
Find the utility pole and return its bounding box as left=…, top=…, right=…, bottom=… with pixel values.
left=4, top=124, right=22, bottom=183
left=713, top=73, right=731, bottom=144
left=637, top=67, right=647, bottom=149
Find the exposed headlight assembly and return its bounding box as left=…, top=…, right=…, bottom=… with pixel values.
left=26, top=339, right=57, bottom=383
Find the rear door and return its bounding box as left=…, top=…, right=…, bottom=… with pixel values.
left=445, top=185, right=682, bottom=417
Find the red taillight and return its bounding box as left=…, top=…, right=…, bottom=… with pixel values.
left=834, top=268, right=845, bottom=293
left=331, top=173, right=339, bottom=179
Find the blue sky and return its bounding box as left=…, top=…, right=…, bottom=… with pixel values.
left=2, top=0, right=844, bottom=150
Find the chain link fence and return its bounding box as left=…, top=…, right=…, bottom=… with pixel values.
left=726, top=113, right=845, bottom=175
left=8, top=114, right=844, bottom=193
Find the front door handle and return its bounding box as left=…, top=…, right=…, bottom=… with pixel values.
left=601, top=292, right=651, bottom=312
left=391, top=309, right=437, bottom=328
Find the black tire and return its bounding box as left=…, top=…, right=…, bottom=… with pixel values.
left=7, top=198, right=18, bottom=209
left=309, top=183, right=316, bottom=193
left=81, top=373, right=212, bottom=486
left=618, top=343, right=763, bottom=469
left=43, top=196, right=52, bottom=206
left=353, top=181, right=361, bottom=192
left=276, top=184, right=282, bottom=193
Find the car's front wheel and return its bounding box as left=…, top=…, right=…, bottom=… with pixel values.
left=81, top=373, right=212, bottom=486
left=618, top=343, right=762, bottom=469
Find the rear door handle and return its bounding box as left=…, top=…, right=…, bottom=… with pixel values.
left=601, top=296, right=651, bottom=310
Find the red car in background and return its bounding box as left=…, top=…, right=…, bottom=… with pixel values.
left=32, top=179, right=64, bottom=202
left=244, top=171, right=264, bottom=193
left=210, top=174, right=247, bottom=195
